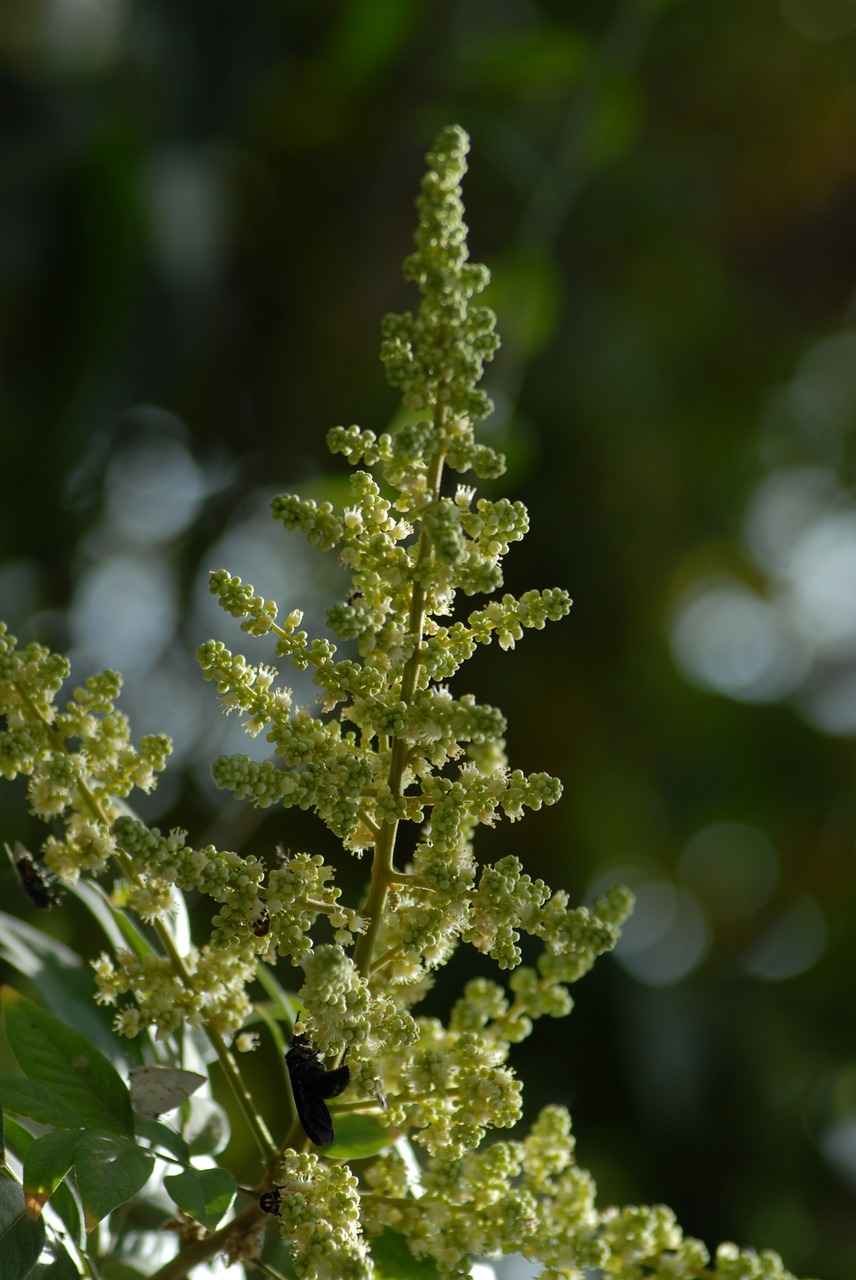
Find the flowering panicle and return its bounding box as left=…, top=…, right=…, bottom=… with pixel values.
left=0, top=126, right=811, bottom=1280
left=0, top=624, right=170, bottom=880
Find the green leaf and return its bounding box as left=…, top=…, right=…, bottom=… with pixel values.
left=582, top=68, right=642, bottom=169
left=66, top=882, right=156, bottom=962
left=0, top=1120, right=83, bottom=1250
left=326, top=1113, right=394, bottom=1161
left=99, top=1262, right=147, bottom=1280
left=2, top=988, right=133, bottom=1136
left=260, top=1237, right=297, bottom=1277
left=184, top=1097, right=230, bottom=1157
left=0, top=1103, right=5, bottom=1165
left=329, top=0, right=424, bottom=85
left=484, top=244, right=562, bottom=362
left=0, top=912, right=130, bottom=1066
left=23, top=1132, right=79, bottom=1214
left=251, top=1002, right=289, bottom=1083
left=28, top=1239, right=79, bottom=1279
left=3, top=1115, right=35, bottom=1160
left=254, top=965, right=299, bottom=1028
left=133, top=1118, right=190, bottom=1164
left=456, top=27, right=589, bottom=97
left=0, top=1174, right=46, bottom=1279
left=369, top=1228, right=441, bottom=1280
left=163, top=1167, right=236, bottom=1231
left=72, top=1132, right=154, bottom=1230
left=0, top=1075, right=84, bottom=1129
left=44, top=1178, right=84, bottom=1252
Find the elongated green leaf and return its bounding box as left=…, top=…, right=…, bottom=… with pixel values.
left=254, top=964, right=299, bottom=1029
left=24, top=1131, right=79, bottom=1214
left=66, top=882, right=156, bottom=961
left=0, top=1174, right=46, bottom=1279
left=252, top=1002, right=289, bottom=1090
left=2, top=989, right=133, bottom=1136
left=0, top=1075, right=84, bottom=1129
left=0, top=912, right=126, bottom=1065
left=370, top=1228, right=440, bottom=1280
left=0, top=1103, right=4, bottom=1165
left=326, top=1113, right=394, bottom=1161
left=72, top=1133, right=154, bottom=1230
left=163, top=1167, right=236, bottom=1230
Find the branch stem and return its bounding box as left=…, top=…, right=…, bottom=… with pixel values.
left=353, top=433, right=445, bottom=977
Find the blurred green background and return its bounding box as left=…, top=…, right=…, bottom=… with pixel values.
left=2, top=1, right=856, bottom=1276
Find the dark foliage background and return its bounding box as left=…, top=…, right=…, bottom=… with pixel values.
left=2, top=2, right=856, bottom=1276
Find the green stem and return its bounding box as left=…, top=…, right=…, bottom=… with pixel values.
left=207, top=1027, right=277, bottom=1158
left=353, top=438, right=446, bottom=977
left=368, top=943, right=405, bottom=972
left=385, top=871, right=437, bottom=890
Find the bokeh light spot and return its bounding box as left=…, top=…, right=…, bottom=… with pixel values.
left=670, top=579, right=808, bottom=702
left=69, top=553, right=177, bottom=675
left=592, top=863, right=710, bottom=987
left=779, top=0, right=856, bottom=41
left=782, top=512, right=856, bottom=655
left=679, top=822, right=779, bottom=920
left=106, top=419, right=206, bottom=545
left=742, top=894, right=827, bottom=980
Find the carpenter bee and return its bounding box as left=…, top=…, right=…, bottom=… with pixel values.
left=258, top=1187, right=281, bottom=1216
left=5, top=843, right=64, bottom=910
left=286, top=1033, right=350, bottom=1147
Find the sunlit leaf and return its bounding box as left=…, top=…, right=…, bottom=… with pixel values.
left=370, top=1228, right=441, bottom=1279
left=1, top=988, right=133, bottom=1136
left=325, top=1112, right=394, bottom=1161
left=23, top=1131, right=78, bottom=1219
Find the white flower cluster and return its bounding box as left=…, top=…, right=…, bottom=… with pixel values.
left=267, top=1151, right=370, bottom=1280
left=0, top=125, right=813, bottom=1280
left=0, top=625, right=170, bottom=882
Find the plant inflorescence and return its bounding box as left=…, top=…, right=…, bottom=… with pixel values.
left=0, top=126, right=809, bottom=1280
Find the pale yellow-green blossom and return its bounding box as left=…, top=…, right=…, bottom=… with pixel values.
left=0, top=124, right=813, bottom=1280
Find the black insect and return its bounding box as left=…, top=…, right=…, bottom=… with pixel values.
left=285, top=1033, right=350, bottom=1147
left=6, top=844, right=64, bottom=910
left=258, top=1188, right=281, bottom=1216
left=251, top=906, right=270, bottom=938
